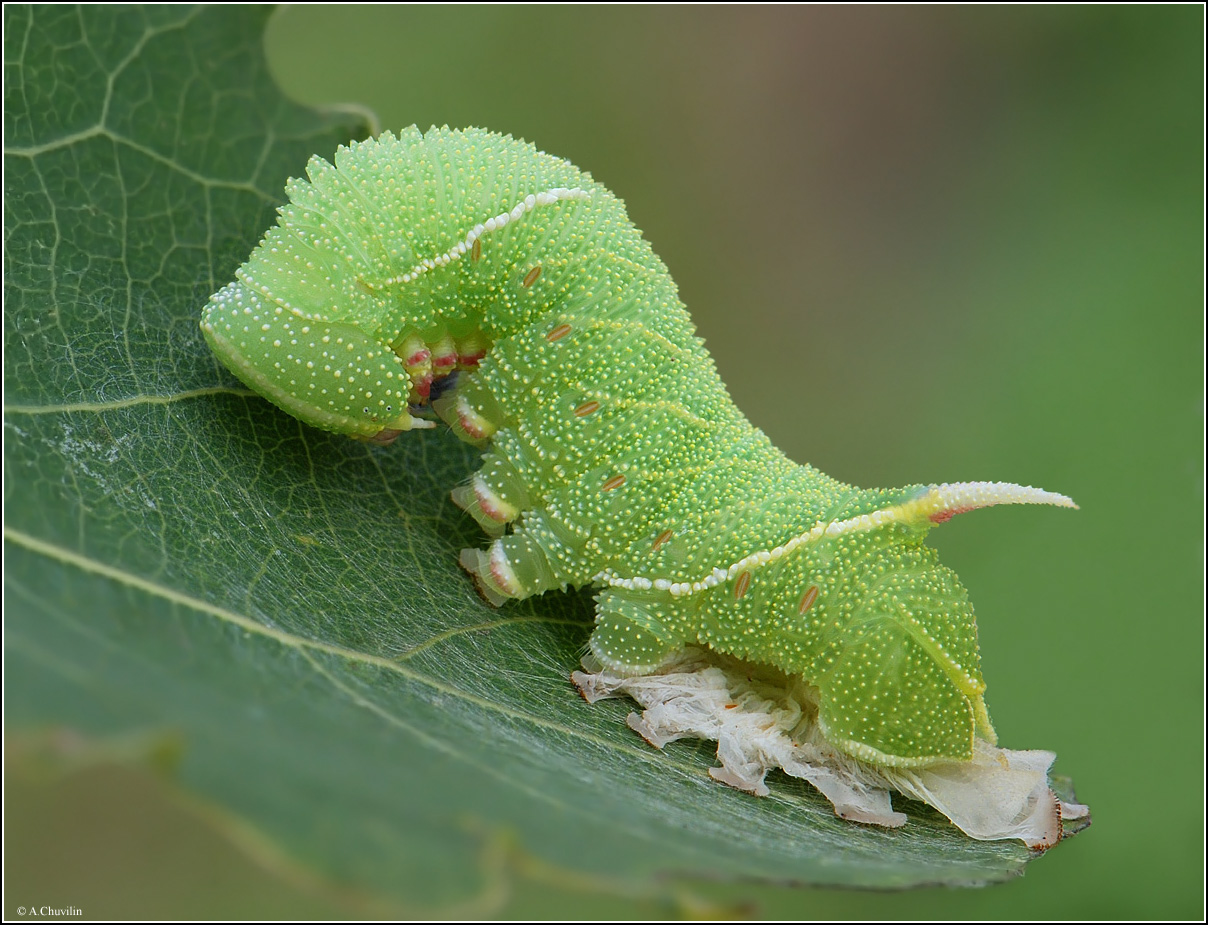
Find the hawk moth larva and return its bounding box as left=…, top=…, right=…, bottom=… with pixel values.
left=200, top=126, right=1087, bottom=846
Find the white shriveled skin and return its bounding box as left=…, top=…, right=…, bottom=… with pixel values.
left=574, top=649, right=1089, bottom=848
left=201, top=127, right=1084, bottom=838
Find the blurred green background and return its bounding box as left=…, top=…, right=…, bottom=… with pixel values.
left=7, top=5, right=1201, bottom=919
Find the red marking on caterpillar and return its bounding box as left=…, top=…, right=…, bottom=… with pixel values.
left=403, top=347, right=430, bottom=367
left=574, top=400, right=600, bottom=418
left=430, top=335, right=458, bottom=372
left=651, top=529, right=674, bottom=551
left=457, top=332, right=489, bottom=370
left=930, top=506, right=975, bottom=524
left=522, top=265, right=542, bottom=288
left=734, top=570, right=751, bottom=601
left=411, top=373, right=433, bottom=402
left=798, top=585, right=820, bottom=614
left=475, top=482, right=513, bottom=523
left=471, top=238, right=482, bottom=262
left=458, top=407, right=492, bottom=441
left=489, top=558, right=515, bottom=595
left=546, top=323, right=572, bottom=342
left=602, top=474, right=626, bottom=491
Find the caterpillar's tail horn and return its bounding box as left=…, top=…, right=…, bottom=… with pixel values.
left=915, top=481, right=1078, bottom=525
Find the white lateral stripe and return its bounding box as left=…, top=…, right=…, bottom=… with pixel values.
left=379, top=187, right=591, bottom=287
left=593, top=481, right=1076, bottom=597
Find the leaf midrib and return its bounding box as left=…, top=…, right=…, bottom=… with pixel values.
left=2, top=524, right=732, bottom=781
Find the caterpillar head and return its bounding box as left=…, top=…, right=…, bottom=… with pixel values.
left=201, top=279, right=431, bottom=443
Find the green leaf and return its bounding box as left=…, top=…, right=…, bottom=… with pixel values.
left=5, top=6, right=1052, bottom=910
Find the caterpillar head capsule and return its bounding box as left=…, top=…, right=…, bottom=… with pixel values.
left=201, top=279, right=431, bottom=441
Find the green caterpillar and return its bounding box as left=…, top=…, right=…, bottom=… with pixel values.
left=201, top=126, right=1076, bottom=774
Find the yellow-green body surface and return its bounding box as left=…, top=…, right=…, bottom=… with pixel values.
left=201, top=126, right=1075, bottom=768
